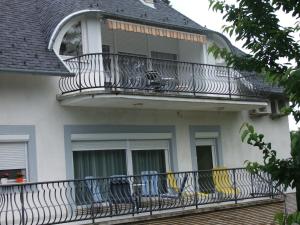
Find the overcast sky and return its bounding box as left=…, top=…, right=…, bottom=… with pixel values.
left=170, top=0, right=300, bottom=131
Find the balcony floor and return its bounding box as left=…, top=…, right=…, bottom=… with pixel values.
left=57, top=91, right=268, bottom=111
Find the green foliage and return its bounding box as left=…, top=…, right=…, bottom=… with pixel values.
left=275, top=212, right=300, bottom=225
left=291, top=130, right=300, bottom=166
left=208, top=0, right=300, bottom=122
left=240, top=123, right=300, bottom=212
left=241, top=123, right=300, bottom=190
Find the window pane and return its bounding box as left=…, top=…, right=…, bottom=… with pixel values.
left=73, top=150, right=127, bottom=179
left=0, top=169, right=26, bottom=180
left=196, top=146, right=214, bottom=171
left=151, top=51, right=178, bottom=80
left=118, top=52, right=147, bottom=81
left=196, top=146, right=214, bottom=193
left=132, top=150, right=166, bottom=175
left=59, top=22, right=83, bottom=56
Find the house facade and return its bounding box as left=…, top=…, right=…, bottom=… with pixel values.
left=0, top=0, right=290, bottom=224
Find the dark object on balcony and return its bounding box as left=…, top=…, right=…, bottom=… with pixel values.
left=109, top=175, right=135, bottom=213
left=85, top=177, right=103, bottom=203
left=160, top=173, right=188, bottom=199
left=145, top=71, right=166, bottom=90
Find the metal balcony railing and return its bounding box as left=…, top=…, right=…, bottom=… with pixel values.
left=59, top=53, right=279, bottom=99
left=0, top=168, right=283, bottom=225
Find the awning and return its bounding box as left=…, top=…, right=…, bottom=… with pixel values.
left=106, top=19, right=207, bottom=44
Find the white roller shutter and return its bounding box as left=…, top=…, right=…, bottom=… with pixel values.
left=72, top=140, right=127, bottom=151
left=0, top=142, right=27, bottom=170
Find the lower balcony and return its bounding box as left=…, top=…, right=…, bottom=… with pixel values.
left=57, top=53, right=279, bottom=111
left=0, top=168, right=283, bottom=225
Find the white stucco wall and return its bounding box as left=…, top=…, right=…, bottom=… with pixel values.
left=0, top=74, right=291, bottom=182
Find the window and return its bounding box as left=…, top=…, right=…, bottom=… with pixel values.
left=72, top=139, right=170, bottom=178
left=151, top=51, right=178, bottom=79
left=102, top=45, right=111, bottom=73
left=196, top=139, right=217, bottom=193
left=59, top=21, right=83, bottom=56
left=0, top=142, right=28, bottom=183
left=71, top=138, right=170, bottom=204
left=73, top=150, right=127, bottom=179
left=132, top=150, right=166, bottom=175
left=270, top=99, right=288, bottom=115
left=118, top=52, right=148, bottom=81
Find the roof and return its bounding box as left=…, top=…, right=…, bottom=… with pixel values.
left=38, top=0, right=209, bottom=46
left=0, top=0, right=69, bottom=75
left=0, top=0, right=208, bottom=76
left=0, top=0, right=286, bottom=96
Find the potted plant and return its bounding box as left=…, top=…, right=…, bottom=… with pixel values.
left=15, top=172, right=25, bottom=183
left=0, top=172, right=9, bottom=185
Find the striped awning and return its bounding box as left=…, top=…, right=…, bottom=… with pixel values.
left=106, top=19, right=207, bottom=44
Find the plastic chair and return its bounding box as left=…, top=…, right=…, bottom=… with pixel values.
left=212, top=167, right=240, bottom=195
left=141, top=171, right=159, bottom=196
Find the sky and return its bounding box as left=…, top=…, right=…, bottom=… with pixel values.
left=170, top=0, right=300, bottom=131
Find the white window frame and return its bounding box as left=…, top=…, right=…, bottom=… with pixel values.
left=53, top=17, right=88, bottom=58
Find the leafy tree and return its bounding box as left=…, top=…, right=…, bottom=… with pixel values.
left=209, top=0, right=300, bottom=121
left=241, top=123, right=300, bottom=211
left=208, top=0, right=300, bottom=212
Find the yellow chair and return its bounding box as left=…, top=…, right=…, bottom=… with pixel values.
left=166, top=172, right=208, bottom=197
left=212, top=167, right=240, bottom=195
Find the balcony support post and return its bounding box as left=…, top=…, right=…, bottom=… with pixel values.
left=20, top=185, right=25, bottom=225
left=91, top=180, right=95, bottom=224
left=78, top=56, right=82, bottom=92
left=193, top=171, right=198, bottom=209
left=233, top=169, right=238, bottom=204
left=192, top=64, right=196, bottom=96
left=227, top=67, right=232, bottom=99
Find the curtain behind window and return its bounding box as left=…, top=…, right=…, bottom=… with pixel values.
left=73, top=150, right=127, bottom=179
left=132, top=150, right=166, bottom=175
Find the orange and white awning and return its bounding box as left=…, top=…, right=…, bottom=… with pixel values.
left=106, top=19, right=207, bottom=44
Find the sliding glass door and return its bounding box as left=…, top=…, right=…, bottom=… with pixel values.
left=72, top=139, right=170, bottom=177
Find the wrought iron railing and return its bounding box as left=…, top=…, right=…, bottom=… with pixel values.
left=59, top=53, right=278, bottom=99
left=0, top=168, right=283, bottom=225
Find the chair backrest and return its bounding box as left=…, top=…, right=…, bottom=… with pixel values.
left=166, top=172, right=189, bottom=195
left=166, top=172, right=179, bottom=193
left=179, top=174, right=189, bottom=194
left=146, top=71, right=159, bottom=81
left=85, top=176, right=103, bottom=203
left=109, top=175, right=132, bottom=204
left=141, top=171, right=158, bottom=196
left=212, top=167, right=234, bottom=192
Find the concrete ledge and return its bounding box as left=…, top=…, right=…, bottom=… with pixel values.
left=91, top=198, right=284, bottom=225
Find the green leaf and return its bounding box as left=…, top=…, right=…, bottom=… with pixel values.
left=247, top=124, right=255, bottom=133
left=241, top=129, right=250, bottom=142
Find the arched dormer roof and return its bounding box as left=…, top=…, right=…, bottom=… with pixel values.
left=0, top=0, right=243, bottom=76
left=37, top=0, right=210, bottom=49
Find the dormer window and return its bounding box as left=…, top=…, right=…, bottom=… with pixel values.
left=59, top=21, right=83, bottom=56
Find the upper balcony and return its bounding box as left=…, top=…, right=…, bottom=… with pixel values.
left=54, top=18, right=281, bottom=111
